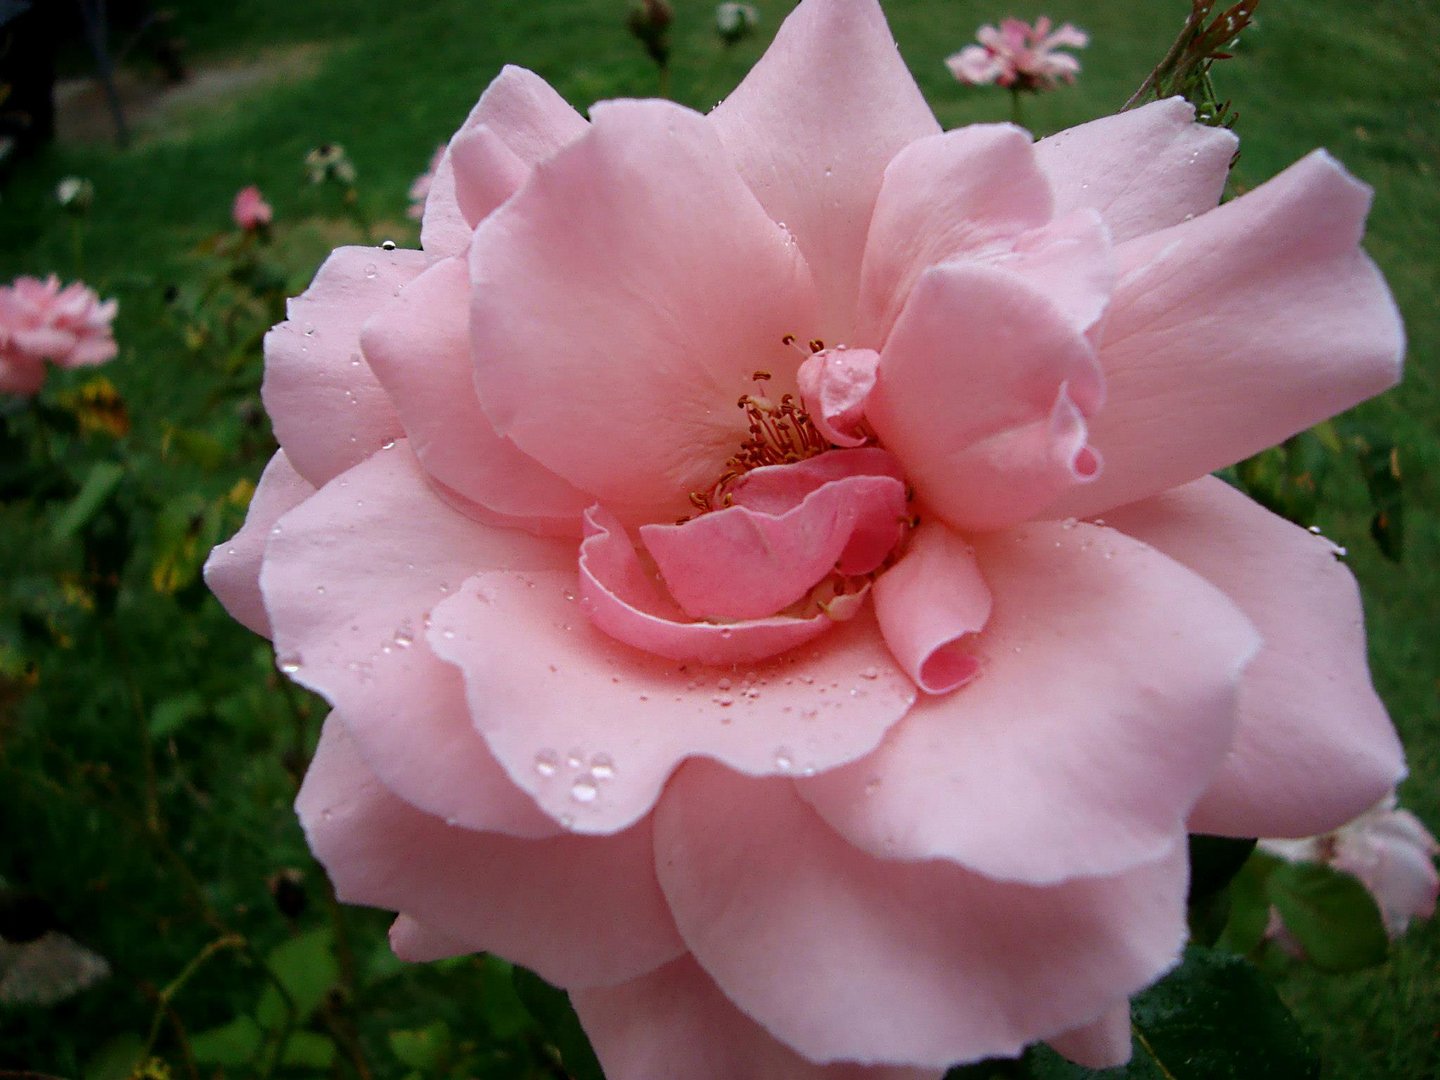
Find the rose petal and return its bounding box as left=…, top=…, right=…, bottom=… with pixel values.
left=1034, top=97, right=1237, bottom=243
left=1049, top=150, right=1405, bottom=519
left=262, top=245, right=428, bottom=487
left=297, top=713, right=684, bottom=988
left=262, top=441, right=570, bottom=837
left=470, top=98, right=819, bottom=525
left=421, top=65, right=588, bottom=256
left=580, top=506, right=847, bottom=665
left=204, top=450, right=314, bottom=638
left=1104, top=476, right=1406, bottom=837
left=802, top=519, right=1260, bottom=883
left=728, top=447, right=906, bottom=512
left=797, top=348, right=881, bottom=447
left=426, top=564, right=914, bottom=835
left=865, top=263, right=1103, bottom=532
left=992, top=209, right=1116, bottom=340
left=655, top=760, right=1188, bottom=1067
left=710, top=0, right=940, bottom=336
left=857, top=124, right=1053, bottom=346
left=640, top=472, right=906, bottom=620
left=871, top=520, right=991, bottom=694
left=1045, top=1004, right=1132, bottom=1069
left=573, top=956, right=943, bottom=1080
left=360, top=255, right=590, bottom=534
left=448, top=124, right=532, bottom=228
left=388, top=915, right=473, bottom=962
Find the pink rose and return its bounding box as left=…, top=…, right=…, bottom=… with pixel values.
left=232, top=185, right=274, bottom=231
left=948, top=16, right=1088, bottom=91
left=407, top=146, right=447, bottom=221
left=207, top=0, right=1406, bottom=1073
left=1262, top=795, right=1438, bottom=940
left=0, top=275, right=118, bottom=397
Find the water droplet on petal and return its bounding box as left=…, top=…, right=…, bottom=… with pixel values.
left=773, top=749, right=794, bottom=772
left=381, top=239, right=397, bottom=251
left=570, top=778, right=599, bottom=803
left=364, top=263, right=377, bottom=278
left=860, top=666, right=879, bottom=680
left=534, top=751, right=558, bottom=777
left=278, top=655, right=303, bottom=674
left=393, top=627, right=414, bottom=648
left=590, top=754, right=615, bottom=780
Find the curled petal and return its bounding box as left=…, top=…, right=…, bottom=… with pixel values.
left=866, top=264, right=1103, bottom=532
left=582, top=506, right=844, bottom=665
left=871, top=520, right=991, bottom=694
left=426, top=560, right=914, bottom=835
left=360, top=255, right=590, bottom=534
left=1035, top=97, right=1237, bottom=243
left=857, top=124, right=1053, bottom=345
left=797, top=347, right=881, bottom=447
left=203, top=450, right=314, bottom=638
left=261, top=442, right=571, bottom=837
left=993, top=209, right=1115, bottom=340
left=727, top=447, right=906, bottom=511
left=801, top=519, right=1261, bottom=883
left=1050, top=150, right=1404, bottom=519
left=573, top=956, right=943, bottom=1080
left=640, top=472, right=906, bottom=620
left=297, top=713, right=685, bottom=989
left=709, top=0, right=940, bottom=336
left=1104, top=477, right=1405, bottom=837
left=448, top=124, right=532, bottom=227
left=421, top=65, right=588, bottom=256
left=262, top=245, right=427, bottom=487
left=655, top=761, right=1189, bottom=1067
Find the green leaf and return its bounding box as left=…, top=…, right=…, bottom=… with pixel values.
left=1022, top=947, right=1319, bottom=1079
left=513, top=965, right=606, bottom=1080
left=479, top=954, right=538, bottom=1041
left=191, top=1014, right=264, bottom=1067
left=389, top=1021, right=453, bottom=1071
left=1188, top=835, right=1257, bottom=902
left=1215, top=852, right=1277, bottom=956
left=84, top=1033, right=146, bottom=1080
left=256, top=926, right=339, bottom=1028
left=1266, top=860, right=1389, bottom=972
left=51, top=461, right=125, bottom=541
left=280, top=1030, right=337, bottom=1069
left=149, top=690, right=205, bottom=738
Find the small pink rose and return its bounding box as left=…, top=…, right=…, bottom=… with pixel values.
left=232, top=185, right=273, bottom=231
left=208, top=0, right=1407, bottom=1074
left=0, top=275, right=118, bottom=397
left=407, top=146, right=447, bottom=221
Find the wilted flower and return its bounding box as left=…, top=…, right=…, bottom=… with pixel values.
left=407, top=145, right=447, bottom=221
left=716, top=2, right=761, bottom=46
left=304, top=143, right=357, bottom=186
left=232, top=185, right=274, bottom=231
left=0, top=275, right=118, bottom=396
left=55, top=176, right=95, bottom=214
left=948, top=16, right=1088, bottom=91
left=209, top=0, right=1405, bottom=1073
left=1262, top=795, right=1438, bottom=938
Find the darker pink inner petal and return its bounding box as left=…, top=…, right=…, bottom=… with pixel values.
left=640, top=451, right=907, bottom=621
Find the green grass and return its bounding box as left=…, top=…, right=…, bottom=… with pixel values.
left=2, top=1, right=1437, bottom=1076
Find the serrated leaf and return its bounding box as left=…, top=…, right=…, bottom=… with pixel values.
left=190, top=1014, right=264, bottom=1066
left=389, top=1021, right=452, bottom=1070
left=256, top=926, right=339, bottom=1028
left=1022, top=947, right=1318, bottom=1079
left=1266, top=860, right=1389, bottom=972
left=513, top=965, right=605, bottom=1080
left=52, top=462, right=125, bottom=541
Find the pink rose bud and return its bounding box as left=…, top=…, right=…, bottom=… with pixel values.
left=232, top=185, right=274, bottom=231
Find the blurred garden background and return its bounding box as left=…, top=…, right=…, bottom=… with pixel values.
left=1, top=1, right=1436, bottom=1076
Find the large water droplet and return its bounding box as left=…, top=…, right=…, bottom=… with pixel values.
left=570, top=778, right=599, bottom=803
